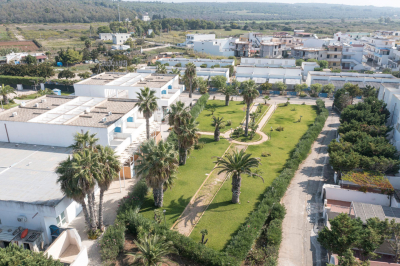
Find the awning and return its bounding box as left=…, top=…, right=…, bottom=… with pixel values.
left=236, top=77, right=251, bottom=82
left=285, top=79, right=301, bottom=85
left=269, top=78, right=284, bottom=84
left=252, top=77, right=267, bottom=84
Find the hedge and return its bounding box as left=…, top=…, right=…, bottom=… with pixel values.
left=0, top=75, right=46, bottom=85
left=0, top=244, right=63, bottom=266
left=224, top=99, right=329, bottom=261
left=105, top=99, right=328, bottom=265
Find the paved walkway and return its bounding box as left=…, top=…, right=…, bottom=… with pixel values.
left=278, top=107, right=339, bottom=266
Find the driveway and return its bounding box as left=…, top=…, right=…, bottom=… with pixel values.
left=278, top=107, right=340, bottom=266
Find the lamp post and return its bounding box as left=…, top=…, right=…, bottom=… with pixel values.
left=163, top=209, right=166, bottom=226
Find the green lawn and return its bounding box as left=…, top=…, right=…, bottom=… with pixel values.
left=139, top=136, right=230, bottom=228
left=231, top=132, right=262, bottom=143
left=190, top=104, right=318, bottom=251
left=197, top=100, right=246, bottom=133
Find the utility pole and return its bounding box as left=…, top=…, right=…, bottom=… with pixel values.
left=118, top=3, right=121, bottom=23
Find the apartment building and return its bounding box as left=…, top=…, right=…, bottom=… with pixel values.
left=291, top=47, right=325, bottom=60
left=156, top=58, right=235, bottom=68
left=236, top=66, right=302, bottom=88
left=363, top=37, right=395, bottom=69
left=112, top=33, right=131, bottom=45
left=260, top=42, right=285, bottom=58
left=235, top=41, right=252, bottom=57
left=137, top=65, right=230, bottom=80
left=320, top=44, right=343, bottom=70
left=272, top=32, right=295, bottom=48
left=193, top=38, right=236, bottom=57
left=240, top=57, right=296, bottom=68
left=341, top=43, right=366, bottom=71
left=178, top=34, right=216, bottom=47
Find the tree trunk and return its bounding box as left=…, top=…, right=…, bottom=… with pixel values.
left=98, top=188, right=105, bottom=231
left=86, top=192, right=97, bottom=231
left=80, top=199, right=92, bottom=230
left=225, top=95, right=229, bottom=106
left=214, top=127, right=220, bottom=141
left=153, top=183, right=164, bottom=207
left=153, top=187, right=160, bottom=207
left=179, top=147, right=187, bottom=165
left=91, top=192, right=97, bottom=226
left=4, top=95, right=8, bottom=105
left=231, top=174, right=241, bottom=204
left=245, top=104, right=250, bottom=136
left=189, top=80, right=193, bottom=98
left=146, top=116, right=150, bottom=140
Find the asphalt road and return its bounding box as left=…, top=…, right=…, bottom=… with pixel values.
left=278, top=107, right=340, bottom=266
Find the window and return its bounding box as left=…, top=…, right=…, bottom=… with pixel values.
left=274, top=51, right=276, bottom=55
left=56, top=211, right=66, bottom=227
left=333, top=63, right=336, bottom=66
left=327, top=55, right=330, bottom=59
left=334, top=55, right=337, bottom=58
left=320, top=54, right=322, bottom=57
left=334, top=48, right=337, bottom=51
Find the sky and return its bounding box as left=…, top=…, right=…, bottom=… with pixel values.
left=131, top=0, right=400, bottom=8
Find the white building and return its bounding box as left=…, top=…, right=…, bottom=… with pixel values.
left=112, top=33, right=131, bottom=45
left=306, top=71, right=400, bottom=89
left=301, top=62, right=319, bottom=79
left=156, top=58, right=235, bottom=68
left=74, top=73, right=183, bottom=122
left=99, top=33, right=113, bottom=41
left=240, top=57, right=296, bottom=68
left=259, top=42, right=285, bottom=58
left=111, top=45, right=130, bottom=51
left=341, top=43, right=367, bottom=71
left=193, top=38, right=236, bottom=57
left=137, top=66, right=230, bottom=80
left=235, top=66, right=302, bottom=87
left=178, top=34, right=215, bottom=47
left=4, top=52, right=47, bottom=65
left=363, top=37, right=395, bottom=69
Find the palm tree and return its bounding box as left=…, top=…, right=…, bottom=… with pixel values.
left=38, top=88, right=55, bottom=96
left=184, top=62, right=196, bottom=98
left=169, top=67, right=180, bottom=76
left=214, top=149, right=262, bottom=203
left=96, top=145, right=120, bottom=231
left=177, top=117, right=199, bottom=165
left=167, top=101, right=191, bottom=150
left=135, top=87, right=159, bottom=140
left=56, top=156, right=92, bottom=232
left=213, top=116, right=225, bottom=141
left=263, top=95, right=271, bottom=105
left=0, top=84, right=16, bottom=105
left=219, top=79, right=240, bottom=106
left=241, top=80, right=260, bottom=136
left=135, top=139, right=178, bottom=207
left=70, top=131, right=99, bottom=151
left=249, top=112, right=259, bottom=123
left=155, top=64, right=167, bottom=74
left=128, top=234, right=177, bottom=266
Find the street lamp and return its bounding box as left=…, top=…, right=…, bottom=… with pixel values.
left=163, top=209, right=166, bottom=226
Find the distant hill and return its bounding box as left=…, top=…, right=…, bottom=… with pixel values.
left=0, top=0, right=399, bottom=23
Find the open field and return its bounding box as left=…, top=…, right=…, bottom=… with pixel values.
left=0, top=40, right=39, bottom=51
left=0, top=26, right=13, bottom=41
left=139, top=136, right=230, bottom=228
left=196, top=100, right=246, bottom=133
left=190, top=104, right=318, bottom=251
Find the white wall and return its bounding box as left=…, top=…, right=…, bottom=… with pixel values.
left=323, top=184, right=391, bottom=206
left=193, top=39, right=235, bottom=57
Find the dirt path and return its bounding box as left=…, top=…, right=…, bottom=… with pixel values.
left=172, top=144, right=246, bottom=236
left=278, top=107, right=339, bottom=266
left=13, top=28, right=25, bottom=41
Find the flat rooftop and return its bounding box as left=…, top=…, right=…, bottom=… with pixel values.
left=0, top=142, right=71, bottom=207
left=0, top=95, right=138, bottom=128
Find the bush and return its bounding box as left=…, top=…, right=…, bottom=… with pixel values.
left=194, top=141, right=205, bottom=150
left=32, top=39, right=42, bottom=48
left=190, top=93, right=209, bottom=119
left=226, top=120, right=232, bottom=126
left=261, top=152, right=271, bottom=157
left=200, top=64, right=207, bottom=68
left=0, top=244, right=63, bottom=265
left=0, top=75, right=46, bottom=85
left=224, top=102, right=328, bottom=261
left=99, top=223, right=126, bottom=263
left=275, top=126, right=284, bottom=131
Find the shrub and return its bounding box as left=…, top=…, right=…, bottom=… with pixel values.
left=99, top=223, right=126, bottom=263
left=226, top=120, right=232, bottom=126
left=200, top=64, right=207, bottom=68
left=190, top=93, right=209, bottom=119
left=194, top=141, right=205, bottom=150
left=261, top=152, right=271, bottom=157
left=0, top=75, right=46, bottom=85
left=275, top=126, right=284, bottom=131
left=0, top=244, right=63, bottom=265
left=32, top=39, right=42, bottom=48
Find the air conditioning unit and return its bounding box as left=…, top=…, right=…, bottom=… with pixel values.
left=102, top=117, right=107, bottom=123
left=12, top=112, right=17, bottom=117
left=108, top=111, right=112, bottom=116
left=41, top=99, right=46, bottom=103
left=17, top=216, right=27, bottom=223
left=34, top=103, right=39, bottom=108
left=20, top=102, right=26, bottom=107
left=85, top=108, right=91, bottom=114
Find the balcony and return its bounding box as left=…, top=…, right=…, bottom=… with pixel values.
left=342, top=51, right=355, bottom=55
left=327, top=58, right=341, bottom=62
left=326, top=51, right=342, bottom=55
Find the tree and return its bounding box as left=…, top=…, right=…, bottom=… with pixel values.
left=58, top=69, right=75, bottom=79
left=135, top=139, right=178, bottom=207
left=318, top=213, right=363, bottom=256
left=343, top=83, right=363, bottom=104
left=294, top=83, right=307, bottom=94
left=263, top=95, right=270, bottom=105
left=214, top=149, right=262, bottom=203
left=363, top=85, right=377, bottom=98
left=249, top=112, right=259, bottom=123
left=249, top=122, right=258, bottom=139
left=386, top=219, right=400, bottom=263
left=184, top=62, right=196, bottom=98
left=38, top=88, right=54, bottom=96
left=84, top=39, right=91, bottom=49
left=129, top=234, right=177, bottom=266
left=97, top=25, right=112, bottom=34
left=211, top=75, right=230, bottom=105
left=319, top=60, right=329, bottom=69
left=241, top=80, right=259, bottom=136
left=24, top=54, right=37, bottom=65
left=197, top=77, right=208, bottom=94
left=124, top=37, right=135, bottom=48
left=169, top=68, right=180, bottom=76
left=135, top=87, right=159, bottom=140
left=334, top=88, right=351, bottom=111
left=177, top=117, right=199, bottom=165
left=275, top=81, right=287, bottom=93
left=220, top=79, right=240, bottom=106
left=295, top=59, right=304, bottom=66
left=78, top=72, right=91, bottom=79
left=260, top=81, right=273, bottom=92
left=322, top=84, right=335, bottom=94
left=55, top=48, right=83, bottom=65
left=156, top=64, right=167, bottom=74
left=0, top=84, right=16, bottom=104
left=213, top=116, right=225, bottom=141
left=96, top=145, right=120, bottom=231
left=310, top=83, right=322, bottom=95
left=90, top=49, right=99, bottom=61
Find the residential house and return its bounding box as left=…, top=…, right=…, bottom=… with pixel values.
left=341, top=43, right=367, bottom=71
left=240, top=57, right=296, bottom=68
left=178, top=34, right=216, bottom=48
left=112, top=33, right=131, bottom=45
left=259, top=41, right=285, bottom=58
left=193, top=38, right=236, bottom=57
left=291, top=47, right=325, bottom=60
left=235, top=40, right=252, bottom=57
left=320, top=44, right=343, bottom=70
left=363, top=37, right=395, bottom=69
